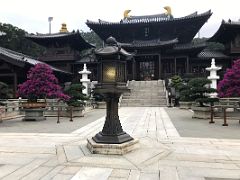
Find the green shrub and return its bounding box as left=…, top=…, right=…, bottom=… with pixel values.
left=188, top=78, right=218, bottom=106
left=64, top=83, right=88, bottom=107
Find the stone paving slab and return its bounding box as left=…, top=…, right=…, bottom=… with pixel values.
left=0, top=107, right=240, bottom=179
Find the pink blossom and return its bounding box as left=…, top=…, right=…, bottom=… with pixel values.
left=17, top=63, right=70, bottom=101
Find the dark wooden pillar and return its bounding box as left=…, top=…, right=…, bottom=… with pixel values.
left=158, top=54, right=161, bottom=79
left=13, top=73, right=17, bottom=98
left=132, top=58, right=136, bottom=80
left=174, top=57, right=177, bottom=75
left=186, top=56, right=189, bottom=73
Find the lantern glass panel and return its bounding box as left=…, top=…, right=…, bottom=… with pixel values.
left=102, top=63, right=116, bottom=82
left=116, top=62, right=125, bottom=82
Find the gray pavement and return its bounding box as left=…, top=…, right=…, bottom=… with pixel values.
left=0, top=109, right=105, bottom=133
left=0, top=107, right=240, bottom=179
left=165, top=107, right=240, bottom=139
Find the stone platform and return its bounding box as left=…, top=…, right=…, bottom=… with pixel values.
left=87, top=138, right=139, bottom=155
left=0, top=107, right=240, bottom=180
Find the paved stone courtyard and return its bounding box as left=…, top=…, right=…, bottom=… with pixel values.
left=0, top=109, right=105, bottom=133
left=0, top=107, right=240, bottom=179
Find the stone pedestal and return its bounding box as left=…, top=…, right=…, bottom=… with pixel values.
left=23, top=108, right=46, bottom=121
left=206, top=58, right=222, bottom=97
left=79, top=64, right=91, bottom=96
left=87, top=138, right=139, bottom=155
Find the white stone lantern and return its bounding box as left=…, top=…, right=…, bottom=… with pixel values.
left=206, top=58, right=222, bottom=97
left=79, top=64, right=91, bottom=96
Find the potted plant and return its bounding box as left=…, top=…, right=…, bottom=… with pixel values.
left=188, top=78, right=218, bottom=119
left=64, top=83, right=88, bottom=117
left=17, top=63, right=69, bottom=120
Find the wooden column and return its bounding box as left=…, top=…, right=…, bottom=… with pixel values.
left=158, top=54, right=161, bottom=79
left=174, top=57, right=177, bottom=75
left=132, top=58, right=136, bottom=80
left=186, top=56, right=189, bottom=73
left=13, top=73, right=17, bottom=98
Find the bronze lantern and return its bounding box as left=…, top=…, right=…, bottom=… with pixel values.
left=93, top=37, right=133, bottom=144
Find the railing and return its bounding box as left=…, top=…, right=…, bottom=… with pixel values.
left=209, top=98, right=240, bottom=126
left=0, top=99, right=94, bottom=121
left=0, top=99, right=23, bottom=120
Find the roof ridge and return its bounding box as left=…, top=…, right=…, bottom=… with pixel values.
left=86, top=10, right=212, bottom=25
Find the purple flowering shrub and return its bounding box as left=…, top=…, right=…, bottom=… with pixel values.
left=218, top=59, right=240, bottom=97
left=17, top=63, right=70, bottom=101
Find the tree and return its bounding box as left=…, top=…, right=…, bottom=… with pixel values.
left=80, top=30, right=103, bottom=48
left=64, top=83, right=88, bottom=107
left=170, top=75, right=183, bottom=90
left=188, top=78, right=217, bottom=106
left=17, top=64, right=69, bottom=101
left=0, top=22, right=45, bottom=57
left=218, top=59, right=240, bottom=97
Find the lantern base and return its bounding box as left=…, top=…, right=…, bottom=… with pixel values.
left=92, top=131, right=133, bottom=144
left=87, top=138, right=139, bottom=155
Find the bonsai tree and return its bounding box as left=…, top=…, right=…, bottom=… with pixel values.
left=0, top=82, right=12, bottom=99
left=17, top=63, right=69, bottom=102
left=168, top=75, right=183, bottom=106
left=218, top=59, right=240, bottom=97
left=178, top=83, right=194, bottom=102
left=188, top=78, right=218, bottom=107
left=64, top=83, right=88, bottom=107
left=170, top=75, right=183, bottom=90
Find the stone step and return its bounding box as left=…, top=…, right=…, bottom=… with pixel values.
left=124, top=95, right=166, bottom=99
left=129, top=84, right=164, bottom=87
left=121, top=80, right=167, bottom=107
left=120, top=103, right=167, bottom=107
left=129, top=89, right=165, bottom=92
left=129, top=85, right=164, bottom=88
left=126, top=92, right=166, bottom=96
left=121, top=99, right=167, bottom=104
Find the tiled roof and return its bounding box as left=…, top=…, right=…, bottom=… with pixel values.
left=120, top=38, right=178, bottom=48
left=174, top=42, right=207, bottom=50
left=0, top=46, right=71, bottom=74
left=26, top=31, right=95, bottom=50
left=26, top=32, right=75, bottom=39
left=86, top=10, right=211, bottom=25
left=208, top=20, right=240, bottom=43
left=198, top=50, right=229, bottom=59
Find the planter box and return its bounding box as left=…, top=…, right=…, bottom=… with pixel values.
left=22, top=102, right=46, bottom=109
left=63, top=107, right=85, bottom=117
left=96, top=102, right=106, bottom=109
left=22, top=108, right=46, bottom=121
left=192, top=106, right=211, bottom=119
left=179, top=101, right=193, bottom=109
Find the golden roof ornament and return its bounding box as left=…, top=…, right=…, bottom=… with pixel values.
left=59, top=23, right=68, bottom=33
left=164, top=6, right=172, bottom=16
left=123, top=10, right=131, bottom=19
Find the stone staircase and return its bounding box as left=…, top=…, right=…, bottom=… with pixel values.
left=120, top=80, right=167, bottom=107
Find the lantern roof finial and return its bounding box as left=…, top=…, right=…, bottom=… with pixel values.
left=106, top=36, right=117, bottom=46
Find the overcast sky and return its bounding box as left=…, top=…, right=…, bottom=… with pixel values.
left=0, top=0, right=239, bottom=38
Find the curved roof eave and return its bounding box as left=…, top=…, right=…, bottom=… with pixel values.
left=208, top=20, right=240, bottom=43
left=25, top=31, right=95, bottom=50
left=86, top=10, right=212, bottom=25
left=0, top=46, right=72, bottom=75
